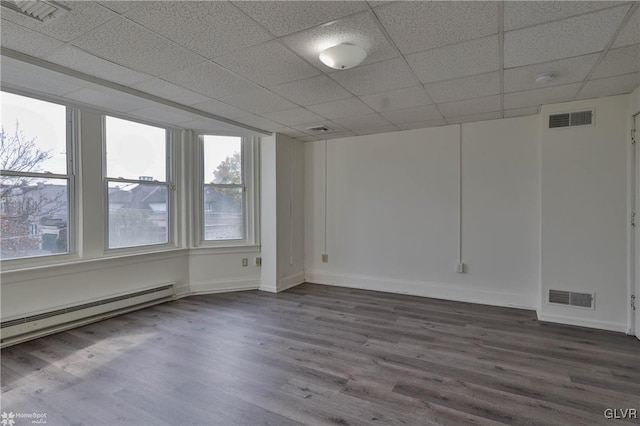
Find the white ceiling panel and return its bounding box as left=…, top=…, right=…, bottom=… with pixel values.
left=504, top=5, right=631, bottom=68
left=425, top=71, right=500, bottom=103
left=397, top=118, right=447, bottom=130
left=504, top=54, right=599, bottom=93
left=438, top=95, right=502, bottom=118
left=359, top=86, right=432, bottom=112
left=220, top=88, right=297, bottom=115
left=214, top=41, right=320, bottom=87
left=232, top=1, right=369, bottom=37
left=161, top=61, right=259, bottom=100
left=1, top=1, right=118, bottom=42
left=98, top=1, right=143, bottom=15
left=132, top=78, right=211, bottom=106
left=273, top=127, right=309, bottom=138
left=0, top=19, right=65, bottom=58
left=282, top=11, right=398, bottom=71
left=323, top=130, right=359, bottom=139
left=407, top=36, right=500, bottom=83
left=125, top=2, right=272, bottom=59
left=291, top=120, right=348, bottom=135
left=375, top=1, right=499, bottom=54
left=72, top=18, right=202, bottom=76
left=233, top=114, right=281, bottom=132
left=504, top=1, right=624, bottom=31
left=307, top=97, right=375, bottom=119
left=381, top=105, right=442, bottom=124
left=45, top=46, right=152, bottom=86
left=271, top=75, right=352, bottom=106
left=613, top=7, right=639, bottom=48
left=504, top=83, right=582, bottom=109
left=189, top=100, right=249, bottom=120
left=127, top=106, right=196, bottom=125
left=447, top=111, right=502, bottom=125
left=262, top=108, right=325, bottom=127
left=576, top=72, right=640, bottom=100
left=332, top=112, right=392, bottom=130
left=503, top=106, right=539, bottom=118
left=591, top=44, right=640, bottom=79
left=355, top=125, right=399, bottom=136
left=330, top=58, right=418, bottom=95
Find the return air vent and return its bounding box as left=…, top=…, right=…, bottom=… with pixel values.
left=306, top=125, right=331, bottom=132
left=1, top=0, right=70, bottom=22
left=548, top=289, right=594, bottom=309
left=548, top=110, right=593, bottom=128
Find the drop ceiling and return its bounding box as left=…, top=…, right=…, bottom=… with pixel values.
left=1, top=1, right=638, bottom=140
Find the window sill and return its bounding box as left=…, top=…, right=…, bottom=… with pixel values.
left=189, top=245, right=261, bottom=256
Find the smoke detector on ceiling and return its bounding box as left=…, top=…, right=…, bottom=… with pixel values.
left=1, top=0, right=70, bottom=22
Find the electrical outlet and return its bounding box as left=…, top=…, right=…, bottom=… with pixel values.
left=242, top=258, right=248, bottom=267
left=456, top=262, right=465, bottom=273
left=255, top=257, right=262, bottom=266
left=322, top=254, right=328, bottom=263
left=289, top=256, right=294, bottom=265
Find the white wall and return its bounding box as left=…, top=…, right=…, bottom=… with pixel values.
left=539, top=95, right=630, bottom=331
left=305, top=117, right=540, bottom=309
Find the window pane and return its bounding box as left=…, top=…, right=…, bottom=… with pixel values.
left=204, top=186, right=243, bottom=240
left=204, top=136, right=242, bottom=184
left=108, top=182, right=168, bottom=248
left=1, top=91, right=67, bottom=175
left=105, top=116, right=166, bottom=181
left=0, top=177, right=69, bottom=259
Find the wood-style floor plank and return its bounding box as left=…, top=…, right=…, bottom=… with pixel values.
left=2, top=283, right=639, bottom=425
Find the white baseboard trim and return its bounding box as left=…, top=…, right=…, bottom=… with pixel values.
left=536, top=312, right=627, bottom=333
left=305, top=270, right=535, bottom=310
left=259, top=284, right=278, bottom=293
left=188, top=277, right=260, bottom=296
left=278, top=270, right=305, bottom=292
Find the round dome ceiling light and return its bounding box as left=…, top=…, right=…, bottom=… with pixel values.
left=535, top=72, right=555, bottom=84
left=319, top=44, right=367, bottom=70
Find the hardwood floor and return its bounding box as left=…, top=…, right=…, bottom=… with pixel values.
left=2, top=283, right=639, bottom=426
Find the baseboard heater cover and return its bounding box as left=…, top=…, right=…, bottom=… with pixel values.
left=1, top=283, right=175, bottom=347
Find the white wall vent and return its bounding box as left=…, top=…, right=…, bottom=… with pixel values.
left=549, top=110, right=593, bottom=128
left=1, top=0, right=70, bottom=22
left=548, top=289, right=595, bottom=309
left=306, top=125, right=331, bottom=132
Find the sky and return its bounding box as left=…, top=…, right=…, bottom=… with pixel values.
left=203, top=135, right=242, bottom=184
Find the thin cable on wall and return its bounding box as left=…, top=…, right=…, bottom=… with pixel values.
left=458, top=124, right=463, bottom=265
left=324, top=139, right=328, bottom=255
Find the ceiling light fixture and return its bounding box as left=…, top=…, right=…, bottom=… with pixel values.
left=319, top=44, right=367, bottom=70
left=535, top=72, right=555, bottom=84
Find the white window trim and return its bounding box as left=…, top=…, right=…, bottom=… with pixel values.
left=194, top=134, right=259, bottom=248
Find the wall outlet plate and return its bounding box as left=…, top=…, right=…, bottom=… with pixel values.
left=255, top=257, right=262, bottom=266
left=242, top=258, right=248, bottom=267
left=456, top=262, right=465, bottom=273
left=322, top=254, right=329, bottom=263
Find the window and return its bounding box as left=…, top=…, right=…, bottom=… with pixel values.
left=0, top=91, right=73, bottom=260
left=104, top=116, right=172, bottom=249
left=202, top=135, right=247, bottom=242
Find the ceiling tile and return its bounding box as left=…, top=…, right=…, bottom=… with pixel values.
left=132, top=78, right=211, bottom=106
left=273, top=128, right=309, bottom=138
left=214, top=41, right=320, bottom=87
left=323, top=130, right=359, bottom=139
left=282, top=11, right=398, bottom=71
left=271, top=75, right=352, bottom=106
left=233, top=1, right=369, bottom=37
left=332, top=113, right=392, bottom=130
left=1, top=2, right=117, bottom=42
left=307, top=97, right=375, bottom=119
left=375, top=1, right=499, bottom=54
left=190, top=100, right=249, bottom=120
left=291, top=120, right=348, bottom=135
left=72, top=18, right=202, bottom=76
left=125, top=2, right=272, bottom=59
left=447, top=111, right=502, bottom=124
left=576, top=72, right=640, bottom=100
left=504, top=5, right=631, bottom=68
left=235, top=114, right=282, bottom=132
left=424, top=71, right=500, bottom=103
left=591, top=44, right=640, bottom=79
left=220, top=88, right=297, bottom=115
left=504, top=1, right=624, bottom=31
left=504, top=106, right=539, bottom=118
left=407, top=36, right=500, bottom=83
left=381, top=105, right=443, bottom=124
left=397, top=118, right=447, bottom=130
left=359, top=86, right=432, bottom=112
left=161, top=61, right=260, bottom=100
left=45, top=46, right=151, bottom=86
left=262, top=108, right=325, bottom=127
left=503, top=83, right=582, bottom=109
left=438, top=95, right=501, bottom=118
left=355, top=125, right=400, bottom=136
left=0, top=19, right=65, bottom=58
left=98, top=1, right=143, bottom=14
left=330, top=58, right=418, bottom=96
left=504, top=54, right=599, bottom=93
left=613, top=7, right=639, bottom=48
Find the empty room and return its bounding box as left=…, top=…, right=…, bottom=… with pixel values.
left=1, top=1, right=639, bottom=425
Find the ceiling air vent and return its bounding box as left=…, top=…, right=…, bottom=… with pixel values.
left=548, top=289, right=594, bottom=309
left=1, top=0, right=70, bottom=22
left=306, top=125, right=331, bottom=132
left=549, top=110, right=592, bottom=128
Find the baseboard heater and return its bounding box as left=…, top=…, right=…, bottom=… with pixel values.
left=1, top=283, right=175, bottom=348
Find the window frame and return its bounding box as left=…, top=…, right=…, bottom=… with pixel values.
left=102, top=115, right=177, bottom=253
left=0, top=90, right=77, bottom=265
left=196, top=133, right=259, bottom=248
